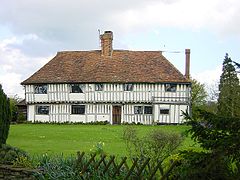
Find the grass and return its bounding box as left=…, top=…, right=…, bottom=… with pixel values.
left=7, top=124, right=198, bottom=156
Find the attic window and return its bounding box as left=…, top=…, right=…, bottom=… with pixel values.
left=123, top=84, right=133, bottom=91
left=71, top=84, right=84, bottom=93
left=95, top=84, right=104, bottom=91
left=36, top=105, right=49, bottom=115
left=165, top=84, right=177, bottom=92
left=34, top=84, right=47, bottom=94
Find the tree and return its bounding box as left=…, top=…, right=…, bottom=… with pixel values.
left=217, top=53, right=240, bottom=117
left=170, top=109, right=240, bottom=179
left=0, top=84, right=11, bottom=147
left=190, top=79, right=208, bottom=118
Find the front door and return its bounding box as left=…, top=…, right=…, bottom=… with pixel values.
left=112, top=106, right=121, bottom=124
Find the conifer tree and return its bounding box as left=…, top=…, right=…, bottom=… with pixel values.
left=217, top=53, right=240, bottom=117
left=0, top=84, right=11, bottom=147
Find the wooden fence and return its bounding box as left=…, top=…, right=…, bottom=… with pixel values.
left=75, top=151, right=178, bottom=179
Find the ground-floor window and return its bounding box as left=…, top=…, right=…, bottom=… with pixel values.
left=144, top=106, right=153, bottom=114
left=36, top=105, right=49, bottom=115
left=71, top=105, right=85, bottom=114
left=160, top=108, right=170, bottom=114
left=134, top=105, right=152, bottom=114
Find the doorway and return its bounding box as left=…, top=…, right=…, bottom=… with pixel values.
left=112, top=106, right=121, bottom=124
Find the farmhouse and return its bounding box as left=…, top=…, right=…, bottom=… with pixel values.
left=21, top=31, right=191, bottom=124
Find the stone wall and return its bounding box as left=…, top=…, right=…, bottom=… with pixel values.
left=0, top=164, right=40, bottom=180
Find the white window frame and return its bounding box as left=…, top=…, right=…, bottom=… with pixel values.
left=36, top=105, right=50, bottom=115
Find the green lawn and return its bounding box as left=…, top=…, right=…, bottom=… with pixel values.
left=7, top=124, right=197, bottom=156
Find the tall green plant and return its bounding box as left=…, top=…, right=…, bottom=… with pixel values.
left=218, top=53, right=240, bottom=117
left=0, top=84, right=11, bottom=147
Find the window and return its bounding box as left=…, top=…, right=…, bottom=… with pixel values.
left=34, top=84, right=47, bottom=94
left=36, top=105, right=49, bottom=115
left=160, top=108, right=169, bottom=115
left=95, top=84, right=104, bottom=91
left=134, top=106, right=143, bottom=114
left=71, top=105, right=85, bottom=114
left=71, top=84, right=84, bottom=93
left=144, top=106, right=153, bottom=114
left=165, top=83, right=177, bottom=92
left=123, top=84, right=133, bottom=91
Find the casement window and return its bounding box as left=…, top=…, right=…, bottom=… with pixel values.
left=95, top=84, right=104, bottom=91
left=134, top=106, right=153, bottom=114
left=165, top=83, right=177, bottom=92
left=123, top=84, right=133, bottom=91
left=71, top=105, right=85, bottom=114
left=144, top=106, right=153, bottom=114
left=134, top=106, right=143, bottom=114
left=71, top=84, right=85, bottom=93
left=34, top=84, right=47, bottom=94
left=160, top=108, right=170, bottom=115
left=36, top=105, right=49, bottom=115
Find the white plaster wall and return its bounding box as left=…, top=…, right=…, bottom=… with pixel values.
left=70, top=115, right=86, bottom=122
left=35, top=115, right=50, bottom=122
left=34, top=94, right=48, bottom=102
left=69, top=93, right=85, bottom=101
left=28, top=105, right=35, bottom=122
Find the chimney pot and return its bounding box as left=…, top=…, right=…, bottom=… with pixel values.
left=100, top=31, right=113, bottom=56
left=185, top=49, right=190, bottom=79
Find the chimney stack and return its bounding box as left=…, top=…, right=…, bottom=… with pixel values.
left=185, top=49, right=190, bottom=79
left=100, top=31, right=113, bottom=56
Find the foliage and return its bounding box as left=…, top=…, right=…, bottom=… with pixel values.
left=171, top=109, right=240, bottom=179
left=17, top=112, right=27, bottom=122
left=34, top=153, right=82, bottom=179
left=190, top=79, right=208, bottom=118
left=9, top=96, right=19, bottom=122
left=0, top=144, right=28, bottom=165
left=217, top=53, right=240, bottom=117
left=12, top=155, right=35, bottom=168
left=123, top=126, right=183, bottom=165
left=0, top=84, right=11, bottom=146
left=90, top=141, right=105, bottom=155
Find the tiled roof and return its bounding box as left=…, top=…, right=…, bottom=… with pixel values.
left=21, top=50, right=190, bottom=85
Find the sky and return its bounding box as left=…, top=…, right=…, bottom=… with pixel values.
left=0, top=0, right=240, bottom=98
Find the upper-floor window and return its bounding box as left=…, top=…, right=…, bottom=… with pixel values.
left=165, top=83, right=177, bottom=92
left=95, top=84, right=104, bottom=91
left=34, top=84, right=47, bottom=94
left=123, top=84, right=133, bottom=91
left=71, top=105, right=85, bottom=114
left=71, top=84, right=85, bottom=93
left=36, top=105, right=49, bottom=115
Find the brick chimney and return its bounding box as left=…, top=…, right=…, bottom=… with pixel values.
left=100, top=31, right=113, bottom=56
left=185, top=49, right=190, bottom=79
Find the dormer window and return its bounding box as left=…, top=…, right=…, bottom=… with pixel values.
left=123, top=84, right=133, bottom=91
left=95, top=84, right=104, bottom=91
left=71, top=84, right=84, bottom=93
left=34, top=84, right=47, bottom=94
left=165, top=83, right=177, bottom=92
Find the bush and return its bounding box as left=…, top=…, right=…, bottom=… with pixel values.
left=0, top=144, right=28, bottom=165
left=123, top=126, right=183, bottom=165
left=170, top=109, right=240, bottom=179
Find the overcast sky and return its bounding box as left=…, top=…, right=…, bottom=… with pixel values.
left=1, top=0, right=240, bottom=98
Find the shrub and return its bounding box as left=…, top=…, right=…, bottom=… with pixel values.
left=0, top=144, right=28, bottom=165
left=123, top=126, right=183, bottom=166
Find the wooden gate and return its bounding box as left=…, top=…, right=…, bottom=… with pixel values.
left=112, top=106, right=121, bottom=124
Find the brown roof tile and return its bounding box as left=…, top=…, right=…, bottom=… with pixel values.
left=21, top=50, right=190, bottom=85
